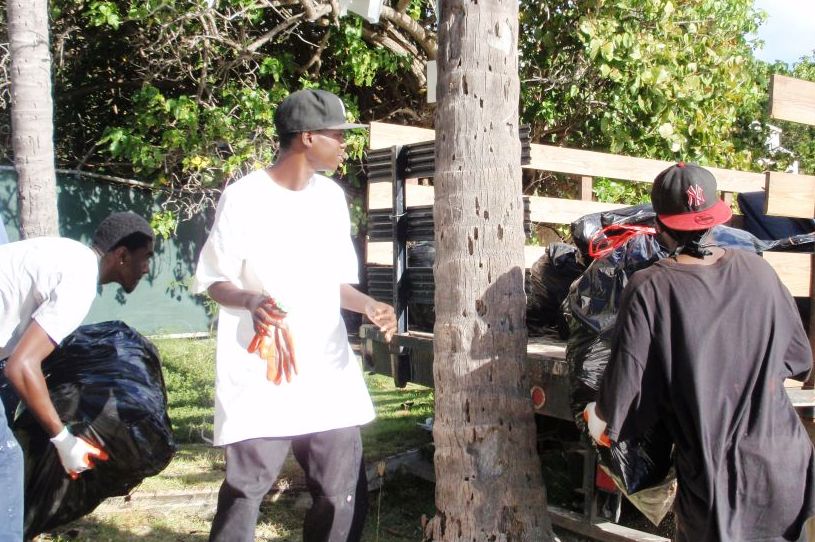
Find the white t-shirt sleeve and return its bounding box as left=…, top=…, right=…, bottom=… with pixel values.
left=193, top=188, right=246, bottom=294
left=32, top=260, right=98, bottom=345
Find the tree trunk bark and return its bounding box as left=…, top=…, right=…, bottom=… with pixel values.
left=7, top=0, right=59, bottom=238
left=425, top=0, right=553, bottom=540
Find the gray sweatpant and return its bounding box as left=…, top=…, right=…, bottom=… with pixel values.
left=209, top=426, right=367, bottom=542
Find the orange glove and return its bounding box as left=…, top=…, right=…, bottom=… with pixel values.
left=247, top=298, right=297, bottom=384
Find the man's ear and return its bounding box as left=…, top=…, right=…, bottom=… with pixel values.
left=113, top=246, right=129, bottom=265
left=301, top=131, right=314, bottom=148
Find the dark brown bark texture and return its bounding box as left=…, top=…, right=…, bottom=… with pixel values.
left=426, top=0, right=554, bottom=540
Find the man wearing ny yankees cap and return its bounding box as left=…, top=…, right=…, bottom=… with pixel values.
left=194, top=89, right=396, bottom=542
left=584, top=163, right=815, bottom=541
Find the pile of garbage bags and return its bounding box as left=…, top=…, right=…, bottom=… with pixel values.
left=0, top=321, right=176, bottom=538
left=553, top=204, right=815, bottom=524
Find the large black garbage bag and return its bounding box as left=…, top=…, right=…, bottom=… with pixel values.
left=4, top=321, right=176, bottom=538
left=564, top=230, right=672, bottom=524
left=527, top=243, right=586, bottom=338
left=570, top=204, right=656, bottom=260
left=738, top=191, right=815, bottom=243
left=597, top=421, right=675, bottom=495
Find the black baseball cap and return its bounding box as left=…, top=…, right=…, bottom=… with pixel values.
left=651, top=162, right=732, bottom=231
left=274, top=89, right=366, bottom=134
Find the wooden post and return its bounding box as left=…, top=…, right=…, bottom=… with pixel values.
left=768, top=74, right=815, bottom=392
left=579, top=175, right=593, bottom=201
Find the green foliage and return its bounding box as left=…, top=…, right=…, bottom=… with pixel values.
left=11, top=0, right=808, bottom=215
left=333, top=19, right=406, bottom=87
left=149, top=210, right=177, bottom=239
left=519, top=0, right=768, bottom=202
left=592, top=179, right=651, bottom=205
left=86, top=0, right=121, bottom=29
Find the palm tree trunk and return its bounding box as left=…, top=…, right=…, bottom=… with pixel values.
left=7, top=0, right=59, bottom=238
left=425, top=0, right=553, bottom=540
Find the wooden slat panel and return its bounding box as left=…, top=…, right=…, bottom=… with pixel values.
left=528, top=196, right=627, bottom=224
left=527, top=143, right=765, bottom=193
left=764, top=171, right=815, bottom=219
left=368, top=122, right=764, bottom=193
left=371, top=180, right=628, bottom=223
left=769, top=74, right=815, bottom=126
left=764, top=252, right=811, bottom=297
left=370, top=122, right=435, bottom=149
left=366, top=241, right=393, bottom=265
left=368, top=181, right=435, bottom=210
left=366, top=241, right=546, bottom=269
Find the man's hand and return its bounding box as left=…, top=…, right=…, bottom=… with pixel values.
left=247, top=294, right=287, bottom=334
left=50, top=427, right=109, bottom=479
left=364, top=300, right=397, bottom=342
left=583, top=402, right=611, bottom=447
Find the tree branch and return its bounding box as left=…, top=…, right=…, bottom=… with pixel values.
left=378, top=5, right=437, bottom=58
left=298, top=0, right=332, bottom=22
left=297, top=29, right=332, bottom=75
left=246, top=12, right=304, bottom=52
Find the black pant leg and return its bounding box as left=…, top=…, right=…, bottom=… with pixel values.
left=292, top=426, right=367, bottom=542
left=209, top=437, right=291, bottom=542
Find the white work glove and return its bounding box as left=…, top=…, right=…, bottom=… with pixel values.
left=582, top=402, right=611, bottom=447
left=50, top=427, right=109, bottom=479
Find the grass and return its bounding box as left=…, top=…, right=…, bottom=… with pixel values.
left=37, top=336, right=436, bottom=541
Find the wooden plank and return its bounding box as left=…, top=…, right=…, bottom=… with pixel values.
left=366, top=241, right=546, bottom=268
left=368, top=181, right=434, bottom=210
left=367, top=241, right=393, bottom=265
left=548, top=506, right=671, bottom=542
left=769, top=74, right=815, bottom=126
left=370, top=180, right=628, bottom=224
left=527, top=143, right=765, bottom=194
left=764, top=170, right=815, bottom=219
left=763, top=252, right=811, bottom=297
left=368, top=122, right=765, bottom=193
left=528, top=196, right=627, bottom=224
left=787, top=388, right=815, bottom=408
left=370, top=121, right=435, bottom=149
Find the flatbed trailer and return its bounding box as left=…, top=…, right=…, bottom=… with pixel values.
left=359, top=118, right=815, bottom=537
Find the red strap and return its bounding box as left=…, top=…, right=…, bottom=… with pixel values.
left=588, top=224, right=656, bottom=259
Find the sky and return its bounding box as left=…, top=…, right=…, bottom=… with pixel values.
left=753, top=0, right=815, bottom=64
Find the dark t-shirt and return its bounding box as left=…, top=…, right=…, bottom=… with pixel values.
left=597, top=249, right=815, bottom=542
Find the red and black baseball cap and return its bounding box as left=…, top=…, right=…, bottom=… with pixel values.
left=274, top=89, right=366, bottom=134
left=651, top=162, right=732, bottom=231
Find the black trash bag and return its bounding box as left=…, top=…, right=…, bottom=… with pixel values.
left=2, top=321, right=176, bottom=538
left=567, top=232, right=666, bottom=342
left=737, top=191, right=815, bottom=244
left=570, top=204, right=656, bottom=260
left=527, top=243, right=586, bottom=338
left=597, top=421, right=675, bottom=495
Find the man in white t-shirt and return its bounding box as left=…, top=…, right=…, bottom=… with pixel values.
left=0, top=212, right=154, bottom=541
left=194, top=89, right=397, bottom=542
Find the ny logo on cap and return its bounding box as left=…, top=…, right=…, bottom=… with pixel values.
left=686, top=184, right=705, bottom=208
